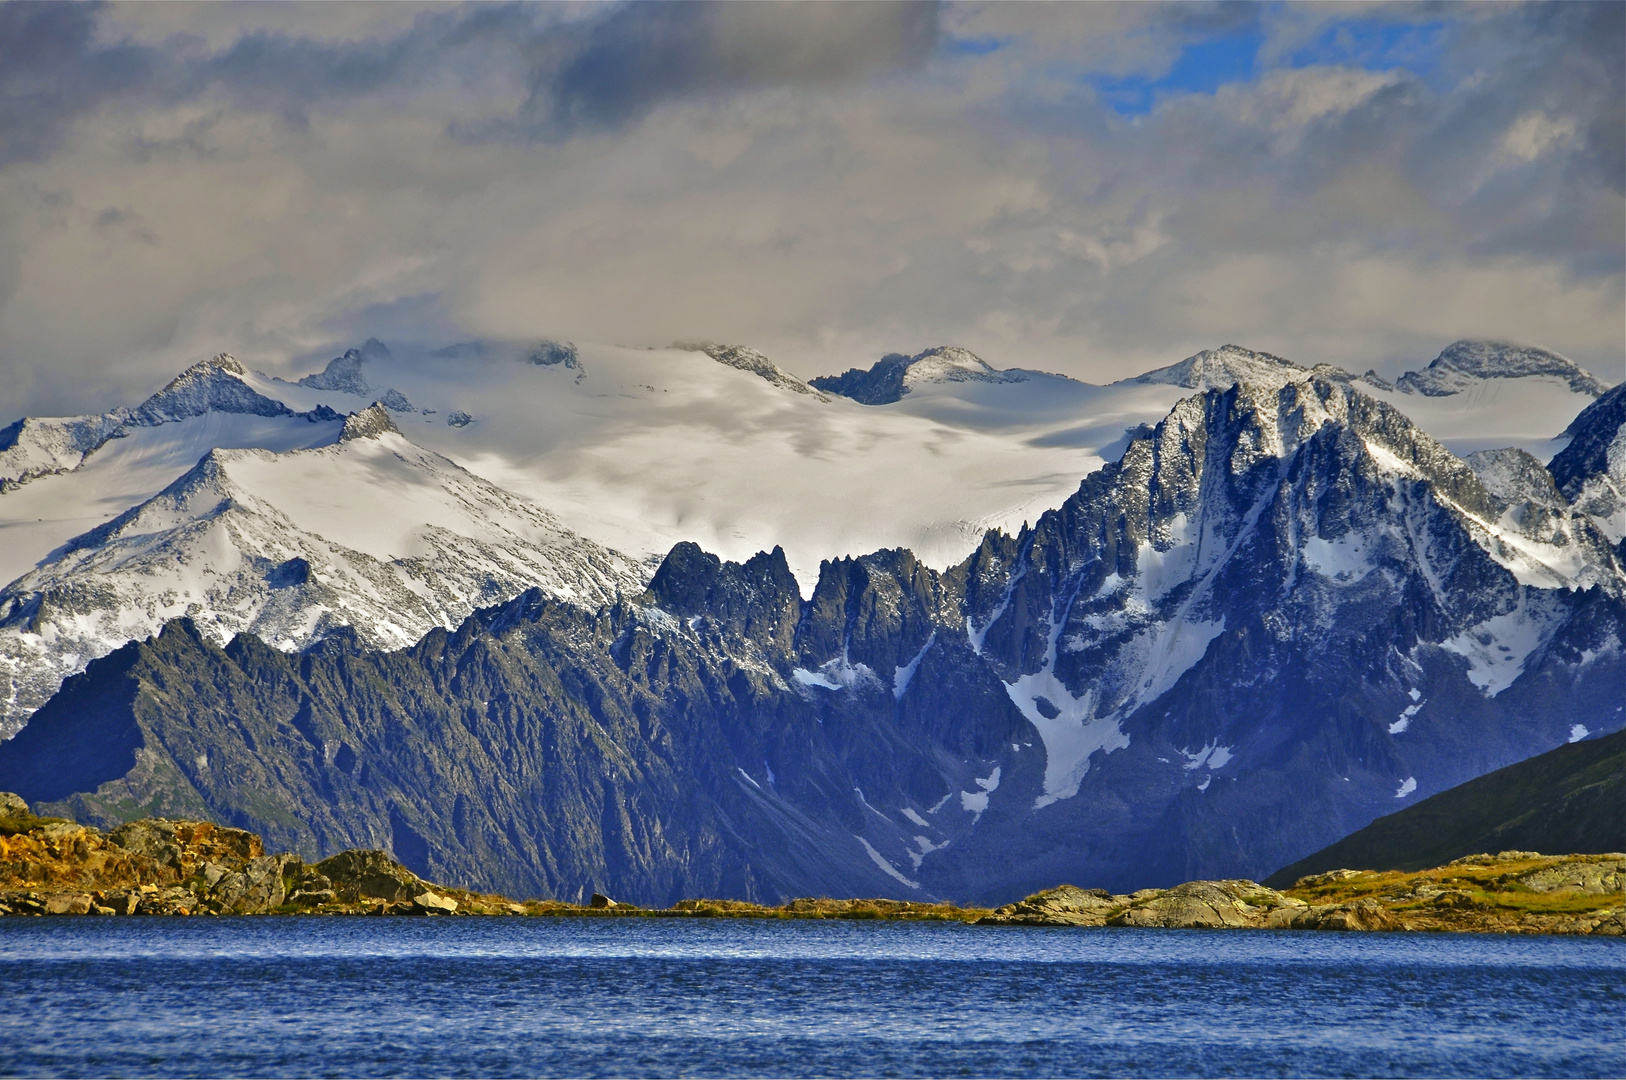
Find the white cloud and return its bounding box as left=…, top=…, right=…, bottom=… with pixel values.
left=1499, top=111, right=1579, bottom=163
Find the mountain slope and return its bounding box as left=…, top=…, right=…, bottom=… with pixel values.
left=3, top=373, right=1618, bottom=903
left=0, top=406, right=644, bottom=734
left=1264, top=728, right=1626, bottom=886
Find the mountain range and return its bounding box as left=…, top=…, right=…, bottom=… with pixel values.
left=0, top=336, right=1618, bottom=904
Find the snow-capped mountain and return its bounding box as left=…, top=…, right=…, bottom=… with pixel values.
left=0, top=404, right=644, bottom=732
left=0, top=336, right=1615, bottom=742
left=2, top=356, right=1618, bottom=903
left=810, top=345, right=1032, bottom=404
left=1393, top=340, right=1610, bottom=397
left=0, top=353, right=336, bottom=495
left=1358, top=340, right=1614, bottom=460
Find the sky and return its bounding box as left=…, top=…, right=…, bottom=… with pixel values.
left=0, top=0, right=1621, bottom=417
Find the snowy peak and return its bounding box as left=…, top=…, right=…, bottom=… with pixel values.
left=340, top=403, right=401, bottom=442
left=1396, top=340, right=1610, bottom=398
left=959, top=371, right=1620, bottom=810
left=811, top=346, right=1028, bottom=405
left=1123, top=344, right=1351, bottom=393
left=297, top=339, right=390, bottom=394
left=681, top=343, right=827, bottom=399
left=0, top=353, right=343, bottom=495
left=129, top=353, right=296, bottom=426
left=292, top=339, right=415, bottom=410
left=901, top=346, right=1023, bottom=390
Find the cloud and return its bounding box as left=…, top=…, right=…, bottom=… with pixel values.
left=0, top=1, right=1618, bottom=419
left=0, top=2, right=153, bottom=165
left=529, top=1, right=941, bottom=133
left=1498, top=112, right=1579, bottom=164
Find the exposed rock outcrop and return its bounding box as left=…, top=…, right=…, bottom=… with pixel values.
left=0, top=797, right=487, bottom=917
left=980, top=852, right=1625, bottom=935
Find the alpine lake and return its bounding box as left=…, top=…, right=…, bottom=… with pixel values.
left=1, top=916, right=1620, bottom=1078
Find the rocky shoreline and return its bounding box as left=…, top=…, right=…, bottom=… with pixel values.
left=978, top=857, right=1624, bottom=935
left=1, top=796, right=1619, bottom=933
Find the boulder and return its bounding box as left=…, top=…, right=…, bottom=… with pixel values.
left=589, top=892, right=618, bottom=909
left=102, top=891, right=139, bottom=915
left=314, top=850, right=424, bottom=902
left=412, top=890, right=458, bottom=914
left=0, top=792, right=28, bottom=817
left=983, top=884, right=1125, bottom=926
left=43, top=893, right=92, bottom=915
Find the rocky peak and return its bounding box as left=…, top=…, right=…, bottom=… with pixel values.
left=646, top=542, right=802, bottom=653
left=339, top=403, right=400, bottom=442
left=1396, top=340, right=1610, bottom=398
left=1126, top=344, right=1344, bottom=394
left=1468, top=448, right=1565, bottom=509
left=1548, top=383, right=1626, bottom=547
left=795, top=549, right=944, bottom=675
left=130, top=353, right=294, bottom=427
left=529, top=340, right=580, bottom=369
left=298, top=339, right=392, bottom=395
left=811, top=346, right=1024, bottom=405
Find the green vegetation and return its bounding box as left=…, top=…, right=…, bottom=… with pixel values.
left=1266, top=729, right=1625, bottom=887
left=0, top=812, right=69, bottom=837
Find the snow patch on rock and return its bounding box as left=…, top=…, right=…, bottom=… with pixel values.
left=1440, top=592, right=1567, bottom=696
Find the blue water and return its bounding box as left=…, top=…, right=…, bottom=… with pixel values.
left=0, top=918, right=1621, bottom=1078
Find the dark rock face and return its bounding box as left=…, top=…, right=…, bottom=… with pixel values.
left=1550, top=383, right=1626, bottom=497
left=810, top=353, right=915, bottom=404
left=1, top=378, right=1620, bottom=906
left=529, top=341, right=580, bottom=369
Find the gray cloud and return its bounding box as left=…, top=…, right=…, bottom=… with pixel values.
left=532, top=1, right=940, bottom=132
left=0, top=1, right=1618, bottom=420
left=0, top=2, right=153, bottom=165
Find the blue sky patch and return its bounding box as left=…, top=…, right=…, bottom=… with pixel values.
left=1094, top=29, right=1264, bottom=116
left=1092, top=14, right=1449, bottom=117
